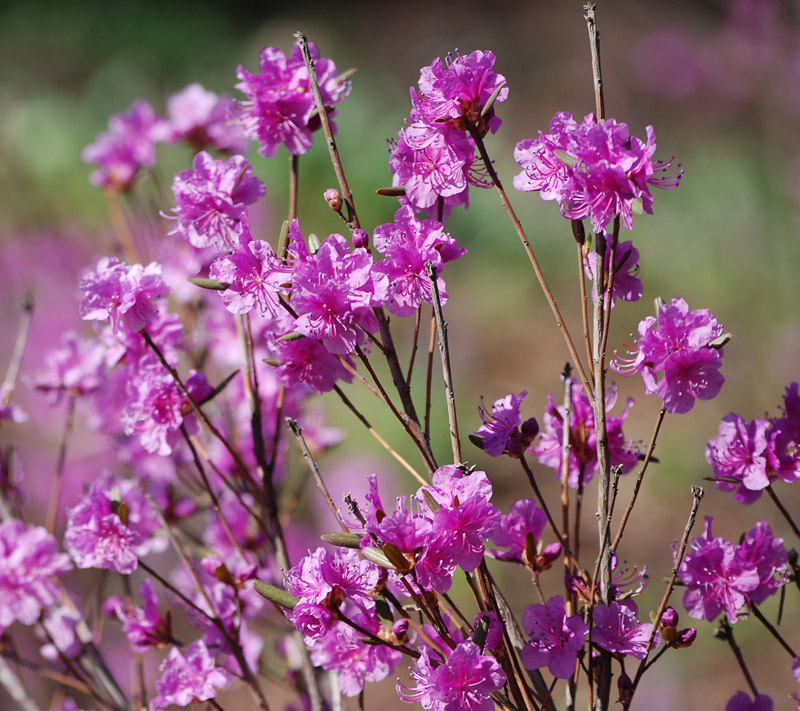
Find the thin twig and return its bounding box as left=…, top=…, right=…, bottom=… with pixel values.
left=611, top=407, right=666, bottom=552
left=2, top=292, right=33, bottom=396
left=750, top=604, right=797, bottom=658
left=46, top=394, right=76, bottom=534
left=583, top=2, right=605, bottom=120
left=286, top=418, right=348, bottom=530
left=766, top=485, right=800, bottom=539
left=426, top=261, right=462, bottom=464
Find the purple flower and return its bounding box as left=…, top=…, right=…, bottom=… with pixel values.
left=272, top=335, right=354, bottom=394
left=235, top=42, right=349, bottom=158
left=737, top=521, right=787, bottom=605
left=490, top=499, right=549, bottom=563
left=309, top=606, right=402, bottom=696
left=292, top=233, right=387, bottom=355
left=532, top=377, right=641, bottom=488
left=372, top=206, right=466, bottom=316
left=418, top=466, right=501, bottom=572
left=150, top=639, right=227, bottom=709
left=612, top=297, right=725, bottom=414
left=79, top=257, right=170, bottom=334
left=584, top=239, right=643, bottom=309
left=64, top=473, right=164, bottom=575
left=32, top=330, right=105, bottom=404
left=388, top=50, right=506, bottom=216
left=678, top=517, right=760, bottom=623
left=398, top=640, right=505, bottom=711
left=159, top=83, right=248, bottom=154
left=591, top=599, right=655, bottom=660
left=284, top=547, right=379, bottom=612
left=521, top=595, right=588, bottom=678
left=104, top=579, right=172, bottom=652
left=210, top=239, right=290, bottom=317
left=123, top=361, right=210, bottom=457
left=0, top=520, right=72, bottom=627
left=514, top=112, right=682, bottom=232
left=472, top=390, right=539, bottom=458
left=39, top=607, right=83, bottom=661
left=726, top=692, right=773, bottom=711
left=168, top=151, right=265, bottom=251
left=82, top=99, right=162, bottom=191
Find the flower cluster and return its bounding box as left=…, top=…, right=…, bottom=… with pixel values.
left=471, top=390, right=539, bottom=458
left=706, top=383, right=800, bottom=503
left=235, top=41, right=350, bottom=158
left=532, top=377, right=641, bottom=489
left=514, top=111, right=682, bottom=232
left=612, top=297, right=725, bottom=414
left=678, top=517, right=787, bottom=623
left=389, top=50, right=507, bottom=215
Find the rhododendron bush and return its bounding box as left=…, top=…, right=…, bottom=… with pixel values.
left=2, top=5, right=800, bottom=711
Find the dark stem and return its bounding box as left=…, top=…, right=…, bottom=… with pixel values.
left=766, top=484, right=800, bottom=539
left=750, top=604, right=797, bottom=657
left=583, top=2, right=605, bottom=120
left=426, top=261, right=462, bottom=464
left=45, top=394, right=76, bottom=534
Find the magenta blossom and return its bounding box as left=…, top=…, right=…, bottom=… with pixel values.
left=235, top=41, right=349, bottom=158
left=158, top=83, right=248, bottom=154
left=79, top=257, right=170, bottom=335
left=82, top=99, right=162, bottom=191
left=591, top=599, right=656, bottom=660
left=210, top=239, right=291, bottom=317
left=31, top=330, right=105, bottom=404
left=104, top=579, right=172, bottom=652
left=531, top=377, right=641, bottom=488
left=168, top=151, right=265, bottom=251
left=272, top=335, right=355, bottom=394
left=150, top=639, right=227, bottom=709
left=678, top=517, right=761, bottom=623
left=521, top=595, right=589, bottom=678
left=398, top=640, right=505, bottom=711
left=612, top=297, right=725, bottom=414
left=309, top=605, right=403, bottom=696
left=584, top=239, right=643, bottom=309
left=726, top=692, right=773, bottom=711
left=0, top=520, right=73, bottom=627
left=514, top=112, right=682, bottom=232
left=64, top=473, right=165, bottom=575
left=472, top=390, right=539, bottom=458
left=291, top=233, right=387, bottom=355
left=372, top=206, right=466, bottom=316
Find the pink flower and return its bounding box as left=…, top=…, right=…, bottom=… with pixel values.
left=291, top=233, right=387, bottom=355
left=31, top=330, right=105, bottom=404
left=398, top=640, right=505, bottom=711
left=82, top=99, right=162, bottom=191
left=726, top=692, right=773, bottom=711
left=150, top=640, right=227, bottom=709
left=272, top=335, right=354, bottom=394
left=521, top=595, right=588, bottom=678
left=79, top=257, right=170, bottom=335
left=168, top=151, right=265, bottom=251
left=0, top=520, right=72, bottom=627
left=209, top=239, right=290, bottom=317
left=678, top=517, right=760, bottom=623
left=584, top=239, right=643, bottom=309
left=514, top=112, right=682, bottom=232
left=532, top=377, right=640, bottom=488
left=235, top=42, right=349, bottom=158
left=104, top=579, right=172, bottom=652
left=490, top=499, right=550, bottom=564
left=591, top=599, right=656, bottom=660
left=472, top=390, right=538, bottom=458
left=612, top=297, right=725, bottom=414
left=64, top=473, right=164, bottom=575
left=372, top=206, right=466, bottom=317
left=158, top=83, right=248, bottom=154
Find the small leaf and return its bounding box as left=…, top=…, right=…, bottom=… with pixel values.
left=197, top=370, right=239, bottom=406
left=188, top=277, right=228, bottom=291
left=376, top=187, right=406, bottom=197
left=554, top=149, right=579, bottom=168
left=480, top=81, right=507, bottom=118
left=708, top=332, right=732, bottom=350
left=382, top=542, right=412, bottom=573
left=321, top=532, right=364, bottom=549
left=361, top=546, right=397, bottom=570
left=252, top=581, right=298, bottom=610
left=277, top=332, right=305, bottom=342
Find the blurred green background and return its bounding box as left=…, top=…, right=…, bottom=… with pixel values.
left=2, top=0, right=800, bottom=708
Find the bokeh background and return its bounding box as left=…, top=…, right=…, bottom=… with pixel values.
left=2, top=0, right=800, bottom=708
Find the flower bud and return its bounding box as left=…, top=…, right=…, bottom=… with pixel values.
left=617, top=672, right=633, bottom=704
left=660, top=606, right=679, bottom=629
left=392, top=618, right=410, bottom=644
left=671, top=627, right=697, bottom=648
left=352, top=228, right=369, bottom=250
left=324, top=188, right=343, bottom=212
